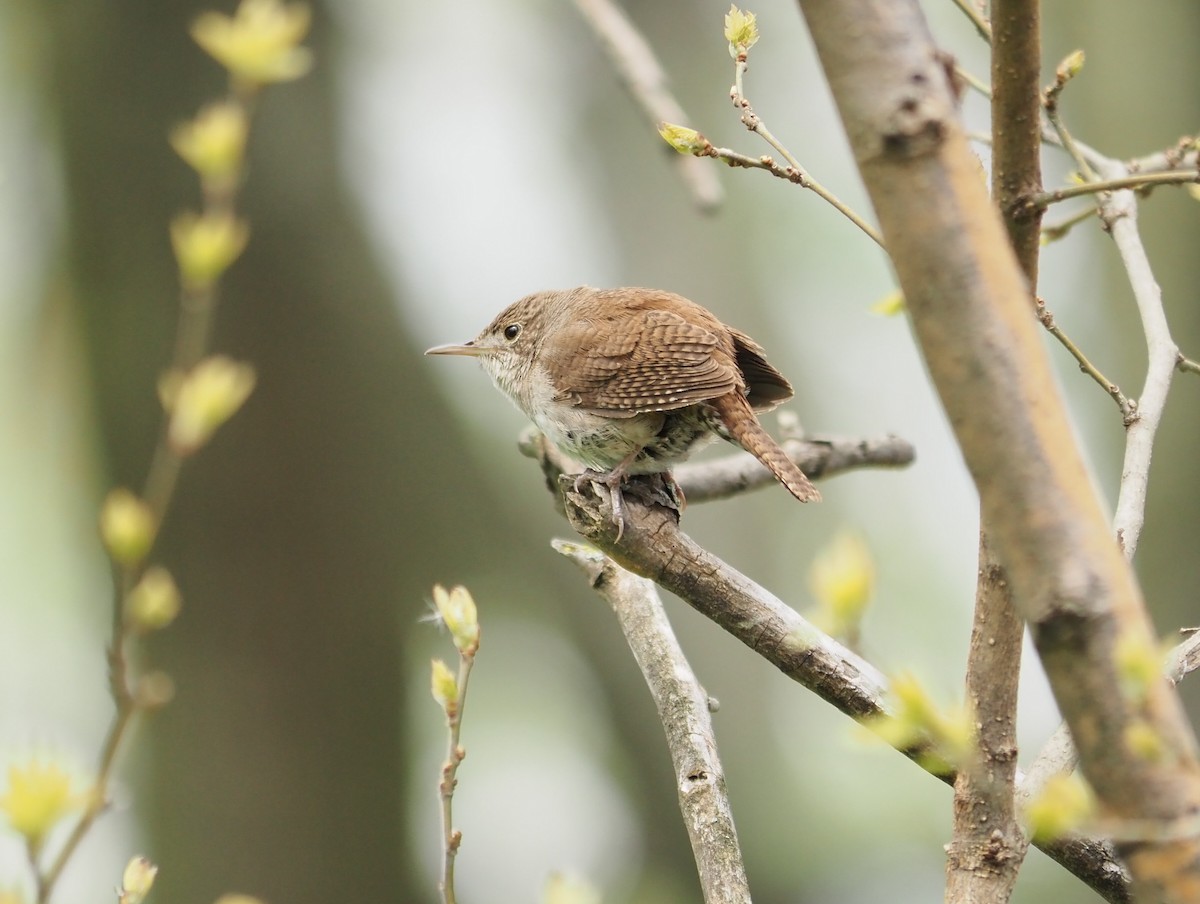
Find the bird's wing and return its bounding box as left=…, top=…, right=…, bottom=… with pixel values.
left=547, top=307, right=741, bottom=416
left=728, top=327, right=794, bottom=410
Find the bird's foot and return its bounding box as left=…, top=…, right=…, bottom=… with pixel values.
left=572, top=470, right=684, bottom=541
left=574, top=469, right=629, bottom=540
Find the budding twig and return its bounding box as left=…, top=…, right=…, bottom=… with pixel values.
left=729, top=54, right=883, bottom=246
left=429, top=586, right=481, bottom=904
left=572, top=0, right=723, bottom=212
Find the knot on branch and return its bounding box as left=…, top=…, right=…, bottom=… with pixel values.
left=881, top=69, right=950, bottom=159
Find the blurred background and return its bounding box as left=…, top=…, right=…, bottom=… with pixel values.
left=0, top=0, right=1197, bottom=902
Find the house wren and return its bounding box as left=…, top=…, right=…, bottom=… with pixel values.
left=426, top=286, right=819, bottom=532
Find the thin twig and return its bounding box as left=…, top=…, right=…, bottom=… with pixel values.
left=573, top=0, right=723, bottom=212
left=35, top=661, right=137, bottom=903
left=954, top=64, right=992, bottom=99
left=1042, top=60, right=1096, bottom=181
left=1176, top=354, right=1200, bottom=375
left=1031, top=169, right=1200, bottom=210
left=1041, top=204, right=1097, bottom=243
left=36, top=72, right=269, bottom=904
left=729, top=55, right=882, bottom=246
left=555, top=543, right=752, bottom=904
left=1035, top=297, right=1134, bottom=419
left=437, top=652, right=475, bottom=904
left=949, top=0, right=993, bottom=42
left=1125, top=135, right=1198, bottom=174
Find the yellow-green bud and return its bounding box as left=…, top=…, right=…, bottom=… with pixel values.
left=657, top=122, right=709, bottom=155
left=724, top=5, right=759, bottom=58
left=100, top=489, right=157, bottom=567
left=1124, top=719, right=1167, bottom=762
left=167, top=356, right=256, bottom=455
left=433, top=584, right=480, bottom=653
left=0, top=759, right=79, bottom=850
left=1114, top=630, right=1164, bottom=702
left=170, top=211, right=250, bottom=291
left=870, top=291, right=906, bottom=317
left=118, top=857, right=159, bottom=904
left=1057, top=50, right=1085, bottom=81
left=191, top=0, right=313, bottom=85
left=125, top=567, right=183, bottom=633
left=809, top=531, right=874, bottom=638
left=431, top=658, right=458, bottom=712
left=170, top=101, right=249, bottom=186
left=1023, top=774, right=1093, bottom=843
left=543, top=872, right=601, bottom=904
left=864, top=672, right=974, bottom=772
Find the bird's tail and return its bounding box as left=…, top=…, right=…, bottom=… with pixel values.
left=711, top=393, right=821, bottom=503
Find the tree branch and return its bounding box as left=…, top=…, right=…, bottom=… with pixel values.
left=728, top=55, right=883, bottom=246
left=1035, top=296, right=1134, bottom=419
left=1031, top=169, right=1200, bottom=210
left=945, top=5, right=1041, bottom=894
left=555, top=482, right=1131, bottom=902
left=519, top=428, right=915, bottom=506
left=675, top=433, right=914, bottom=503
left=947, top=535, right=1027, bottom=903
left=792, top=1, right=1200, bottom=898
left=1098, top=158, right=1181, bottom=561
left=554, top=542, right=752, bottom=904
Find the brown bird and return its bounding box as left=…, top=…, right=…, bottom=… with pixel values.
left=426, top=286, right=819, bottom=534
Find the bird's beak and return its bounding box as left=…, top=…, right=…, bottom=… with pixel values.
left=425, top=341, right=484, bottom=357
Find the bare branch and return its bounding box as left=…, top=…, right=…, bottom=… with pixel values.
left=1040, top=205, right=1096, bottom=242
left=1031, top=169, right=1200, bottom=210
left=1166, top=629, right=1200, bottom=686
left=1041, top=52, right=1096, bottom=181
left=573, top=0, right=724, bottom=212
left=1176, top=354, right=1200, bottom=376
left=555, top=542, right=752, bottom=904
left=990, top=0, right=1044, bottom=284
left=518, top=427, right=915, bottom=505
left=1035, top=296, right=1134, bottom=418
left=556, top=483, right=1132, bottom=901
left=675, top=433, right=914, bottom=503
left=1125, top=135, right=1198, bottom=174
left=1099, top=160, right=1181, bottom=561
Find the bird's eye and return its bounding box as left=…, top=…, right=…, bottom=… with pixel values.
left=503, top=323, right=522, bottom=341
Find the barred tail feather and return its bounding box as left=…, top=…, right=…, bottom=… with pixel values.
left=711, top=393, right=821, bottom=503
